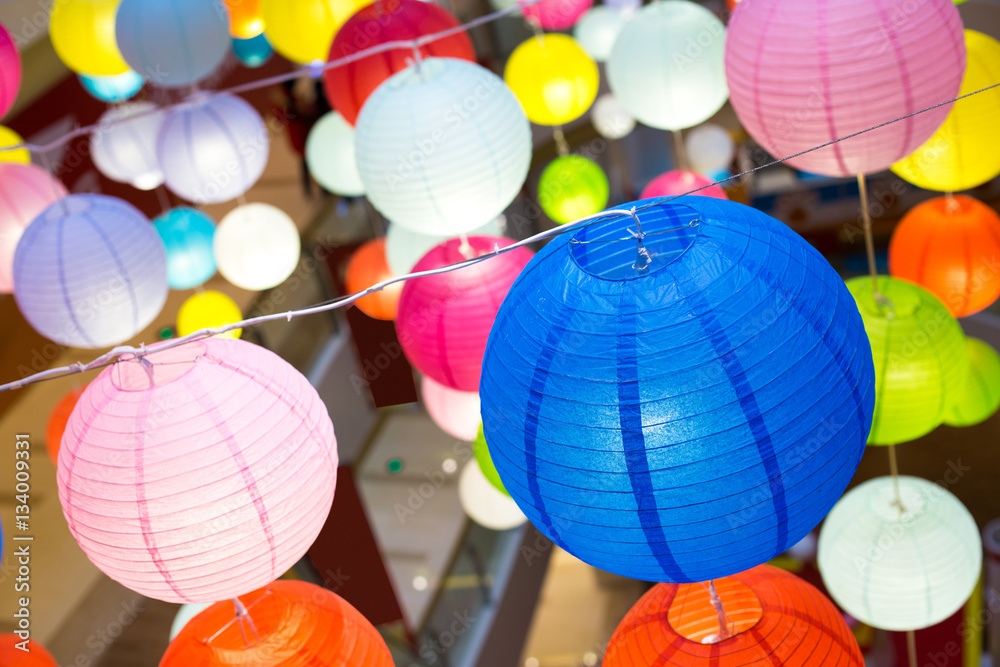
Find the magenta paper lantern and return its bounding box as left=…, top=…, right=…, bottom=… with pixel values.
left=640, top=169, right=727, bottom=201
left=725, top=0, right=966, bottom=177
left=524, top=0, right=594, bottom=31
left=397, top=236, right=533, bottom=392
left=0, top=23, right=20, bottom=119
left=0, top=164, right=67, bottom=293
left=58, top=338, right=338, bottom=603
left=422, top=375, right=481, bottom=442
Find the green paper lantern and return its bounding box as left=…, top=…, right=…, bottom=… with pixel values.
left=474, top=425, right=509, bottom=496
left=538, top=155, right=610, bottom=225
left=945, top=337, right=1000, bottom=427
left=847, top=276, right=968, bottom=445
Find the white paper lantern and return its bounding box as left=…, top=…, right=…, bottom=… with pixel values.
left=355, top=58, right=532, bottom=236
left=215, top=203, right=300, bottom=291
left=591, top=93, right=636, bottom=140
left=170, top=603, right=211, bottom=640
left=458, top=459, right=527, bottom=531
left=607, top=0, right=728, bottom=131
left=305, top=111, right=364, bottom=196
left=573, top=6, right=627, bottom=62
left=818, top=475, right=981, bottom=632
left=13, top=194, right=168, bottom=349
left=422, top=375, right=480, bottom=442
left=685, top=123, right=735, bottom=175
left=385, top=216, right=503, bottom=276
left=91, top=102, right=167, bottom=190
left=158, top=93, right=269, bottom=205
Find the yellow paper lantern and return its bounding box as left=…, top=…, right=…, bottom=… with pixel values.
left=50, top=0, right=129, bottom=76
left=0, top=126, right=29, bottom=164
left=177, top=290, right=242, bottom=339
left=261, top=0, right=369, bottom=64
left=892, top=30, right=1000, bottom=192
left=504, top=33, right=599, bottom=126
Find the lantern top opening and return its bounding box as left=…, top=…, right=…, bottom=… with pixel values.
left=390, top=56, right=449, bottom=88
left=111, top=341, right=207, bottom=391
left=869, top=475, right=927, bottom=522
left=570, top=202, right=700, bottom=280
left=851, top=276, right=921, bottom=320
left=666, top=577, right=763, bottom=644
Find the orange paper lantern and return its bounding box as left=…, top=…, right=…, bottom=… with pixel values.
left=223, top=0, right=265, bottom=38
left=0, top=635, right=57, bottom=666
left=604, top=565, right=862, bottom=666
left=346, top=238, right=403, bottom=321
left=889, top=195, right=1000, bottom=318
left=45, top=385, right=86, bottom=464
left=160, top=580, right=393, bottom=666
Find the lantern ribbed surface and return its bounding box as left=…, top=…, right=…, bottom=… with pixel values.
left=888, top=195, right=1000, bottom=318
left=261, top=0, right=370, bottom=65
left=91, top=102, right=166, bottom=191
left=397, top=235, right=533, bottom=392
left=0, top=24, right=21, bottom=119
left=157, top=93, right=269, bottom=205
left=818, top=475, right=981, bottom=632
left=160, top=581, right=392, bottom=666
left=481, top=196, right=875, bottom=583
left=725, top=0, right=966, bottom=177
left=423, top=375, right=481, bottom=442
left=355, top=58, right=532, bottom=236
left=13, top=194, right=167, bottom=349
left=607, top=1, right=728, bottom=131
left=538, top=155, right=609, bottom=225
left=945, top=337, right=1000, bottom=427
left=58, top=338, right=338, bottom=603
left=323, top=0, right=475, bottom=126
left=846, top=276, right=968, bottom=445
left=641, top=170, right=727, bottom=201
left=504, top=34, right=599, bottom=127
left=0, top=163, right=68, bottom=294
left=604, top=565, right=863, bottom=666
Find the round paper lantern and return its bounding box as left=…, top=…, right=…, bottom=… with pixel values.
left=323, top=0, right=475, bottom=127
left=685, top=124, right=735, bottom=176
left=232, top=33, right=273, bottom=68
left=223, top=0, right=264, bottom=38
left=422, top=375, right=480, bottom=442
left=116, top=0, right=231, bottom=89
left=0, top=163, right=68, bottom=294
left=0, top=125, right=30, bottom=164
left=538, top=155, right=609, bottom=225
left=397, top=235, right=533, bottom=391
left=345, top=238, right=401, bottom=321
left=59, top=337, right=338, bottom=603
left=504, top=34, right=599, bottom=127
left=161, top=580, right=392, bottom=666
left=170, top=603, right=211, bottom=640
left=177, top=291, right=242, bottom=339
left=154, top=207, right=218, bottom=290
left=591, top=93, right=636, bottom=140
left=572, top=6, right=626, bottom=62
left=0, top=635, right=57, bottom=666
left=480, top=196, right=875, bottom=583
left=215, top=203, right=300, bottom=291
left=50, top=0, right=129, bottom=76
left=80, top=69, right=145, bottom=102
left=474, top=425, right=508, bottom=496
left=605, top=565, right=863, bottom=666
left=818, top=475, right=981, bottom=631
left=385, top=217, right=504, bottom=276
left=46, top=385, right=86, bottom=464
left=0, top=24, right=21, bottom=119
left=261, top=0, right=370, bottom=65
left=305, top=111, right=364, bottom=196
left=889, top=195, right=1000, bottom=318
left=641, top=170, right=727, bottom=200
left=892, top=31, right=1000, bottom=192
left=91, top=102, right=167, bottom=191
left=847, top=276, right=968, bottom=445
left=608, top=1, right=728, bottom=131
left=355, top=58, right=532, bottom=236
left=523, top=0, right=594, bottom=31
left=459, top=459, right=527, bottom=531
left=726, top=0, right=965, bottom=177
left=158, top=93, right=269, bottom=205
left=13, top=194, right=168, bottom=348
left=945, top=337, right=1000, bottom=427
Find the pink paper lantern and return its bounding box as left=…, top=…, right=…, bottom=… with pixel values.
left=0, top=23, right=21, bottom=119
left=58, top=338, right=338, bottom=603
left=725, top=0, right=966, bottom=177
left=640, top=169, right=727, bottom=201
left=524, top=0, right=594, bottom=31
left=0, top=163, right=67, bottom=293
left=423, top=375, right=481, bottom=442
left=397, top=236, right=533, bottom=392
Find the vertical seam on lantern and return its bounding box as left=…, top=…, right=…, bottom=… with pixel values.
left=815, top=0, right=849, bottom=176
left=59, top=379, right=117, bottom=536
left=203, top=102, right=252, bottom=199
left=913, top=305, right=950, bottom=424
left=58, top=208, right=97, bottom=347
left=748, top=627, right=782, bottom=667
left=789, top=608, right=858, bottom=659
left=410, top=75, right=449, bottom=225
left=870, top=0, right=915, bottom=160
left=86, top=208, right=141, bottom=336
left=908, top=518, right=935, bottom=625
left=914, top=223, right=935, bottom=286
left=962, top=229, right=973, bottom=314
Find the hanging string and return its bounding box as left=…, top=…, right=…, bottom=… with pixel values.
left=906, top=629, right=917, bottom=667
left=553, top=126, right=570, bottom=157
left=672, top=130, right=689, bottom=172
left=856, top=174, right=883, bottom=301
left=888, top=444, right=905, bottom=513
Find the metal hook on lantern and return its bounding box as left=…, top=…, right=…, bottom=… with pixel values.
left=626, top=206, right=653, bottom=272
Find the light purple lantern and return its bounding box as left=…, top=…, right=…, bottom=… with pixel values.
left=725, top=0, right=966, bottom=177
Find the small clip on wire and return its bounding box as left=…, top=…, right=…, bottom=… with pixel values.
left=627, top=206, right=652, bottom=272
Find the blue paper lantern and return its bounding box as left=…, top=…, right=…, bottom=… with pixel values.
left=79, top=69, right=145, bottom=102
left=232, top=33, right=273, bottom=68
left=481, top=196, right=875, bottom=583
left=153, top=207, right=218, bottom=290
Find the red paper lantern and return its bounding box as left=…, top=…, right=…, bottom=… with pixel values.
left=0, top=635, right=57, bottom=666
left=46, top=384, right=86, bottom=464
left=605, top=565, right=862, bottom=666
left=346, top=238, right=403, bottom=321
left=323, top=0, right=475, bottom=126
left=889, top=194, right=1000, bottom=318
left=160, top=580, right=393, bottom=666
